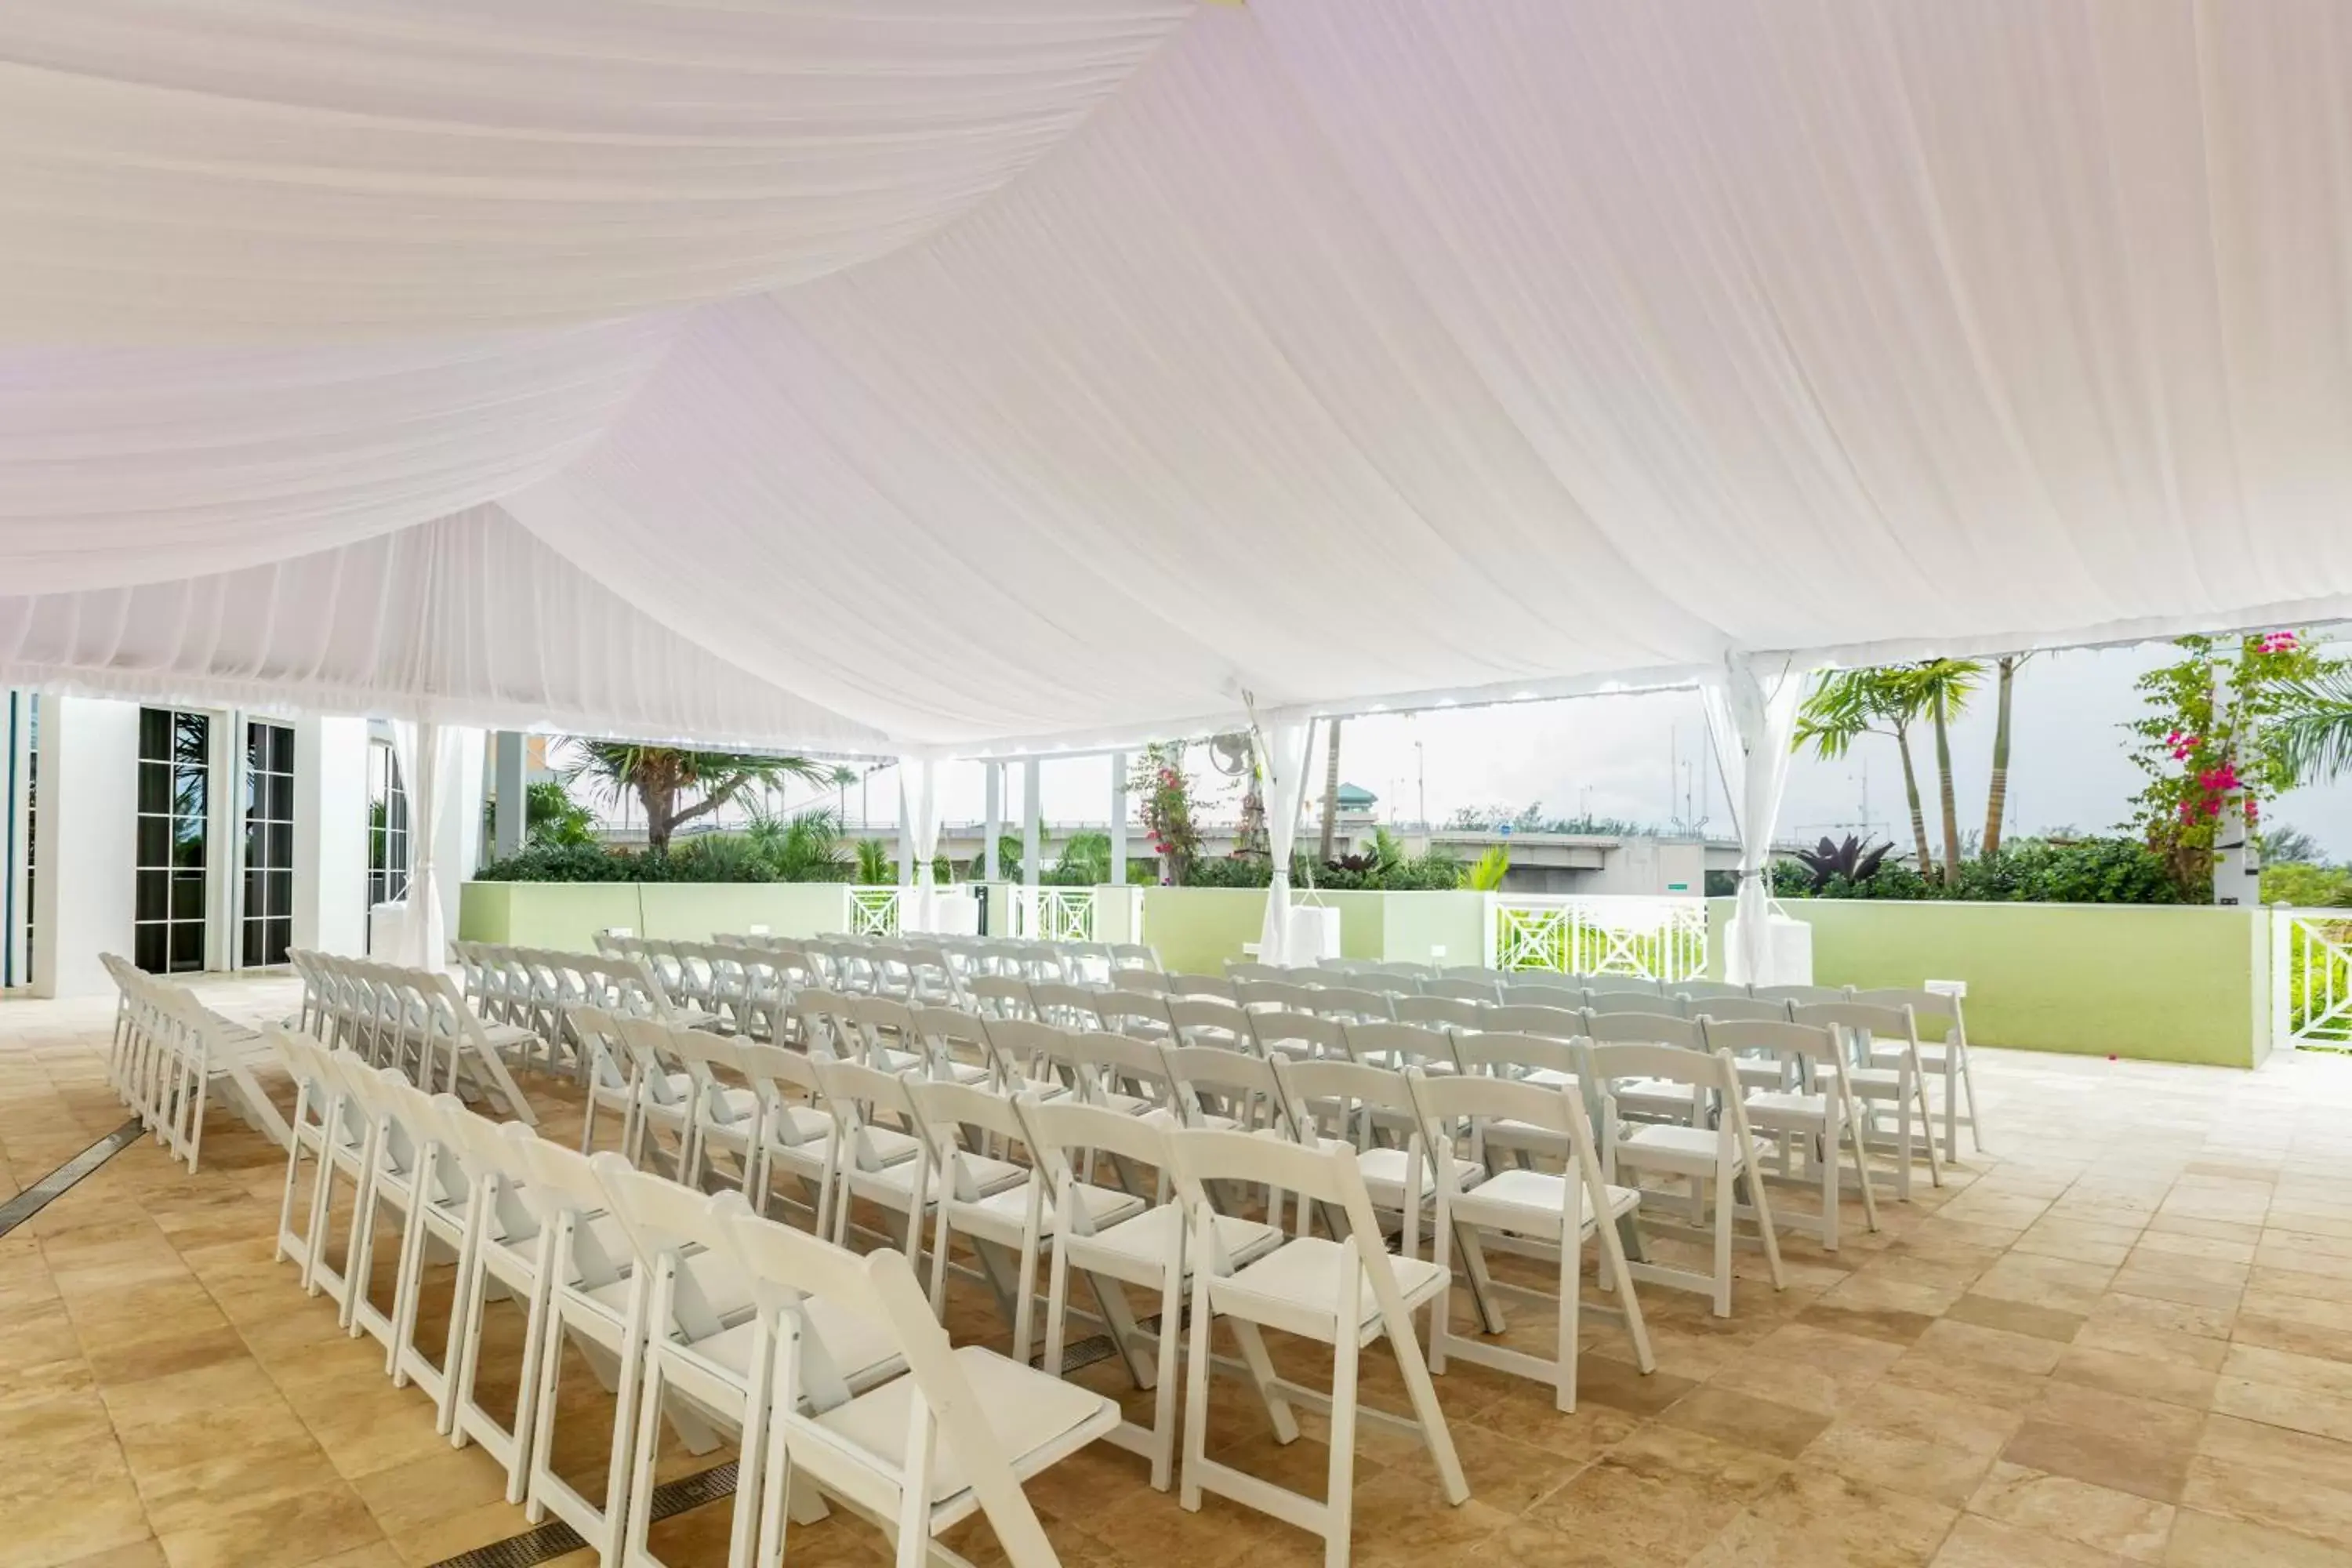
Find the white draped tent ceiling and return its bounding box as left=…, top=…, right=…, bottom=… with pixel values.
left=5, top=0, right=2352, bottom=756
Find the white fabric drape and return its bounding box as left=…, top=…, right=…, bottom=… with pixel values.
left=0, top=507, right=885, bottom=748
left=385, top=720, right=480, bottom=971
left=0, top=1, right=1189, bottom=340
left=0, top=321, right=675, bottom=594
left=906, top=759, right=943, bottom=884
left=13, top=3, right=2352, bottom=752
left=1253, top=719, right=1316, bottom=967
left=1700, top=658, right=1809, bottom=987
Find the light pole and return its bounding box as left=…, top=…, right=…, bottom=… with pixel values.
left=1414, top=741, right=1425, bottom=829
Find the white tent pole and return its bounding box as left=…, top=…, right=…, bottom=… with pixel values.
left=982, top=762, right=1001, bottom=882
left=896, top=764, right=913, bottom=887
left=1022, top=757, right=1042, bottom=890
left=1109, top=751, right=1128, bottom=887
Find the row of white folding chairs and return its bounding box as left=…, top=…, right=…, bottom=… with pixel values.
left=265, top=1025, right=1120, bottom=1568
left=590, top=992, right=1769, bottom=1335
left=452, top=941, right=722, bottom=1070
left=561, top=1011, right=1675, bottom=1564
left=290, top=949, right=540, bottom=1126
left=100, top=954, right=292, bottom=1169
left=590, top=931, right=818, bottom=1036
left=805, top=972, right=1938, bottom=1227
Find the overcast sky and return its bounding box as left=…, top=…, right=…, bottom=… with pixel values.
left=783, top=639, right=2352, bottom=862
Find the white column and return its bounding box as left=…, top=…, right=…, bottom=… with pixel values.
left=493, top=730, right=527, bottom=860
left=1022, top=757, right=1042, bottom=889
left=293, top=716, right=369, bottom=956
left=2211, top=649, right=2262, bottom=907
left=1109, top=751, right=1128, bottom=887
left=3, top=691, right=31, bottom=989
left=982, top=763, right=1002, bottom=881
left=32, top=695, right=140, bottom=997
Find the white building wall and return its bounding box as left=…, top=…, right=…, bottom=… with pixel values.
left=295, top=715, right=369, bottom=956
left=31, top=696, right=139, bottom=998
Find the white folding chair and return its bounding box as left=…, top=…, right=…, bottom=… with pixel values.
left=1018, top=1095, right=1287, bottom=1492
left=267, top=1030, right=372, bottom=1311
left=724, top=1207, right=1121, bottom=1568
left=1704, top=1017, right=1882, bottom=1250
left=1588, top=1040, right=1788, bottom=1315
left=902, top=1078, right=1147, bottom=1361
left=1792, top=1000, right=1944, bottom=1199
left=1166, top=1128, right=1468, bottom=1568
left=1405, top=1067, right=1653, bottom=1410
left=593, top=1157, right=900, bottom=1568
left=1852, top=985, right=1982, bottom=1159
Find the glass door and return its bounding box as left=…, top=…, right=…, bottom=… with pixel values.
left=241, top=720, right=296, bottom=967
left=136, top=707, right=212, bottom=973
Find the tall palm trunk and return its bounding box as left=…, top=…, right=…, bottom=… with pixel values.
left=1982, top=655, right=2016, bottom=858
left=1317, top=717, right=1344, bottom=862
left=1893, top=717, right=1935, bottom=877
left=1932, top=688, right=1962, bottom=887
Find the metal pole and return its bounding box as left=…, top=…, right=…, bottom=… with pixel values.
left=1109, top=752, right=1128, bottom=887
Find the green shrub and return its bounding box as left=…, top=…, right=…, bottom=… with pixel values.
left=477, top=843, right=641, bottom=883
left=1185, top=855, right=1272, bottom=888
left=1773, top=837, right=2175, bottom=905
left=2263, top=860, right=2352, bottom=908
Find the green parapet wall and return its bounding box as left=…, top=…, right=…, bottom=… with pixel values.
left=1708, top=898, right=2266, bottom=1067
left=1139, top=888, right=1268, bottom=975
left=1134, top=887, right=1490, bottom=973
left=459, top=881, right=853, bottom=953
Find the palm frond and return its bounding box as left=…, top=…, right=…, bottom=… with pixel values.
left=2271, top=667, right=2352, bottom=785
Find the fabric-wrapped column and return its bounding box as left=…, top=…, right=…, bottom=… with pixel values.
left=899, top=754, right=942, bottom=928
left=1699, top=658, right=1807, bottom=986
left=1253, top=719, right=1316, bottom=966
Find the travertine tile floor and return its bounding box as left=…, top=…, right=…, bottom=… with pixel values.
left=6, top=976, right=2352, bottom=1567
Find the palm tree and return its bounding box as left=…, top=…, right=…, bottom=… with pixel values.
left=2272, top=666, right=2352, bottom=785
left=1795, top=669, right=1936, bottom=877
left=560, top=740, right=829, bottom=853
left=1317, top=717, right=1344, bottom=862
left=1909, top=659, right=1983, bottom=887
left=1981, top=654, right=2024, bottom=858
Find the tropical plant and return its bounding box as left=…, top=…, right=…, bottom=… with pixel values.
left=967, top=833, right=1029, bottom=882
left=1791, top=835, right=1892, bottom=894
left=2263, top=859, right=2352, bottom=909
left=2124, top=631, right=2337, bottom=899
left=1909, top=659, right=1982, bottom=887
left=2269, top=664, right=2352, bottom=788
left=1130, top=742, right=1202, bottom=885
left=1795, top=668, right=1938, bottom=877
left=557, top=740, right=828, bottom=853
left=2260, top=823, right=2324, bottom=866
left=1982, top=654, right=2032, bottom=858
left=744, top=804, right=851, bottom=881
left=1368, top=825, right=1406, bottom=875
left=853, top=837, right=894, bottom=884
left=1461, top=844, right=1510, bottom=892
left=1053, top=830, right=1112, bottom=886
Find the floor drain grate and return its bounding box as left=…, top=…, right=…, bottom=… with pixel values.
left=0, top=1119, right=143, bottom=1239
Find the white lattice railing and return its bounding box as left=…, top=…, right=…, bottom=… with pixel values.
left=1011, top=886, right=1096, bottom=942
left=2275, top=907, right=2352, bottom=1050
left=848, top=886, right=902, bottom=938
left=1489, top=895, right=1709, bottom=981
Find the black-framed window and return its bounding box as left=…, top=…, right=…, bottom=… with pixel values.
left=368, top=740, right=409, bottom=913
left=136, top=707, right=211, bottom=974
left=241, top=720, right=295, bottom=967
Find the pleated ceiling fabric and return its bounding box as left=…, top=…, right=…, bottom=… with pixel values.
left=0, top=0, right=1191, bottom=341
left=0, top=506, right=885, bottom=748
left=7, top=1, right=2352, bottom=752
